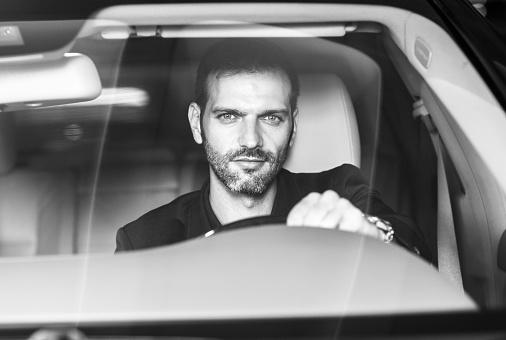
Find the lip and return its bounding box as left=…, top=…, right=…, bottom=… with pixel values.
left=233, top=157, right=265, bottom=162
left=233, top=158, right=266, bottom=170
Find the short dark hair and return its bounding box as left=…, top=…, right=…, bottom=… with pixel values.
left=195, top=39, right=300, bottom=113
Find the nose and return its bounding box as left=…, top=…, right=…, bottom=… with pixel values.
left=239, top=119, right=263, bottom=149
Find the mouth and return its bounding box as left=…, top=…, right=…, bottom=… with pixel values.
left=233, top=157, right=265, bottom=162
left=232, top=157, right=267, bottom=170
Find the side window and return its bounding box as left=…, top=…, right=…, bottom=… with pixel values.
left=467, top=0, right=506, bottom=39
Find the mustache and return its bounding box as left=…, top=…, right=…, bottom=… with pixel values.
left=228, top=148, right=276, bottom=163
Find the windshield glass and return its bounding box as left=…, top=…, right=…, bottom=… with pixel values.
left=1, top=2, right=506, bottom=337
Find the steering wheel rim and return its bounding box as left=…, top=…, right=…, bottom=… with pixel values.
left=204, top=215, right=287, bottom=237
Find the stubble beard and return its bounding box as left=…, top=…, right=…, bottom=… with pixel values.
left=202, top=134, right=288, bottom=196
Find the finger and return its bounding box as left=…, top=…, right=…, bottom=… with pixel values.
left=360, top=219, right=383, bottom=239
left=337, top=205, right=366, bottom=233
left=301, top=190, right=340, bottom=228
left=318, top=197, right=354, bottom=229
left=301, top=190, right=340, bottom=227
left=338, top=209, right=382, bottom=240
left=319, top=206, right=343, bottom=229
left=288, top=190, right=340, bottom=227
left=286, top=192, right=320, bottom=227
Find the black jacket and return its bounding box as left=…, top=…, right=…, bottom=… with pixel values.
left=115, top=164, right=432, bottom=261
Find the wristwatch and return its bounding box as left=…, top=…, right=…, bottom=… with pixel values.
left=363, top=214, right=394, bottom=244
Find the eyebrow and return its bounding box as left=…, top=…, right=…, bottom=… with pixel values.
left=211, top=108, right=245, bottom=116
left=211, top=107, right=290, bottom=116
left=261, top=109, right=291, bottom=116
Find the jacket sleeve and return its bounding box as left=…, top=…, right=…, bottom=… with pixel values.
left=115, top=227, right=134, bottom=253
left=337, top=164, right=433, bottom=262
left=114, top=217, right=188, bottom=254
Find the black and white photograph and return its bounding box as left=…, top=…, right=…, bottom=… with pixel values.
left=0, top=0, right=506, bottom=338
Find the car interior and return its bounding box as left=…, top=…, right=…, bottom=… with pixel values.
left=0, top=3, right=505, bottom=313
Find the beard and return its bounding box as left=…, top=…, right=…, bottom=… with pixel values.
left=202, top=135, right=288, bottom=196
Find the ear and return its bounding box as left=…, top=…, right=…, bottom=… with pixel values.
left=289, top=108, right=299, bottom=147
left=188, top=102, right=203, bottom=144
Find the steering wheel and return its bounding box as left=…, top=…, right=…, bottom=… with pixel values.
left=203, top=215, right=287, bottom=237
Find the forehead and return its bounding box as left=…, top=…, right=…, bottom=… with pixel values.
left=205, top=71, right=291, bottom=110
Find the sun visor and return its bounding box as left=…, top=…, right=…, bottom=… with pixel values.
left=0, top=53, right=102, bottom=110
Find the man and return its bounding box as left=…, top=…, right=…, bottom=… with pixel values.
left=116, top=39, right=431, bottom=261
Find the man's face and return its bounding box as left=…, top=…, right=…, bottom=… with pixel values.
left=190, top=71, right=297, bottom=196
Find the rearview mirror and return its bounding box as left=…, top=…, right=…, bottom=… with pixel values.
left=0, top=53, right=102, bottom=110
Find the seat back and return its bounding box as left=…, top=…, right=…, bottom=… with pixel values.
left=284, top=73, right=360, bottom=173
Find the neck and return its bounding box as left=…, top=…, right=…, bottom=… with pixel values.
left=209, top=170, right=277, bottom=225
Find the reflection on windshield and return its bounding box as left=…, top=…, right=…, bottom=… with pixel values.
left=0, top=6, right=506, bottom=328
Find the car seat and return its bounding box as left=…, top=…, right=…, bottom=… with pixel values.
left=284, top=73, right=360, bottom=172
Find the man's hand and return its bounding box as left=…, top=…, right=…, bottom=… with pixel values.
left=286, top=190, right=382, bottom=240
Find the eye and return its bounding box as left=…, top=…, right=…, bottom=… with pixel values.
left=218, top=113, right=238, bottom=123
left=262, top=115, right=282, bottom=125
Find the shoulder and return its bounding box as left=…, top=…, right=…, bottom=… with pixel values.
left=115, top=190, right=200, bottom=252
left=132, top=190, right=200, bottom=224
left=283, top=164, right=366, bottom=197
left=285, top=163, right=362, bottom=180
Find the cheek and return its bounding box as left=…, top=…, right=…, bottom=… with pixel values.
left=203, top=124, right=237, bottom=153
left=264, top=126, right=293, bottom=152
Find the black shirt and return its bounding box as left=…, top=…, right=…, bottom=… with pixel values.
left=115, top=164, right=432, bottom=261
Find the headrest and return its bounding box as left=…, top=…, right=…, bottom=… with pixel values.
left=284, top=73, right=360, bottom=173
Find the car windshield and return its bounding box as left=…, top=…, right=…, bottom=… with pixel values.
left=1, top=1, right=506, bottom=338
